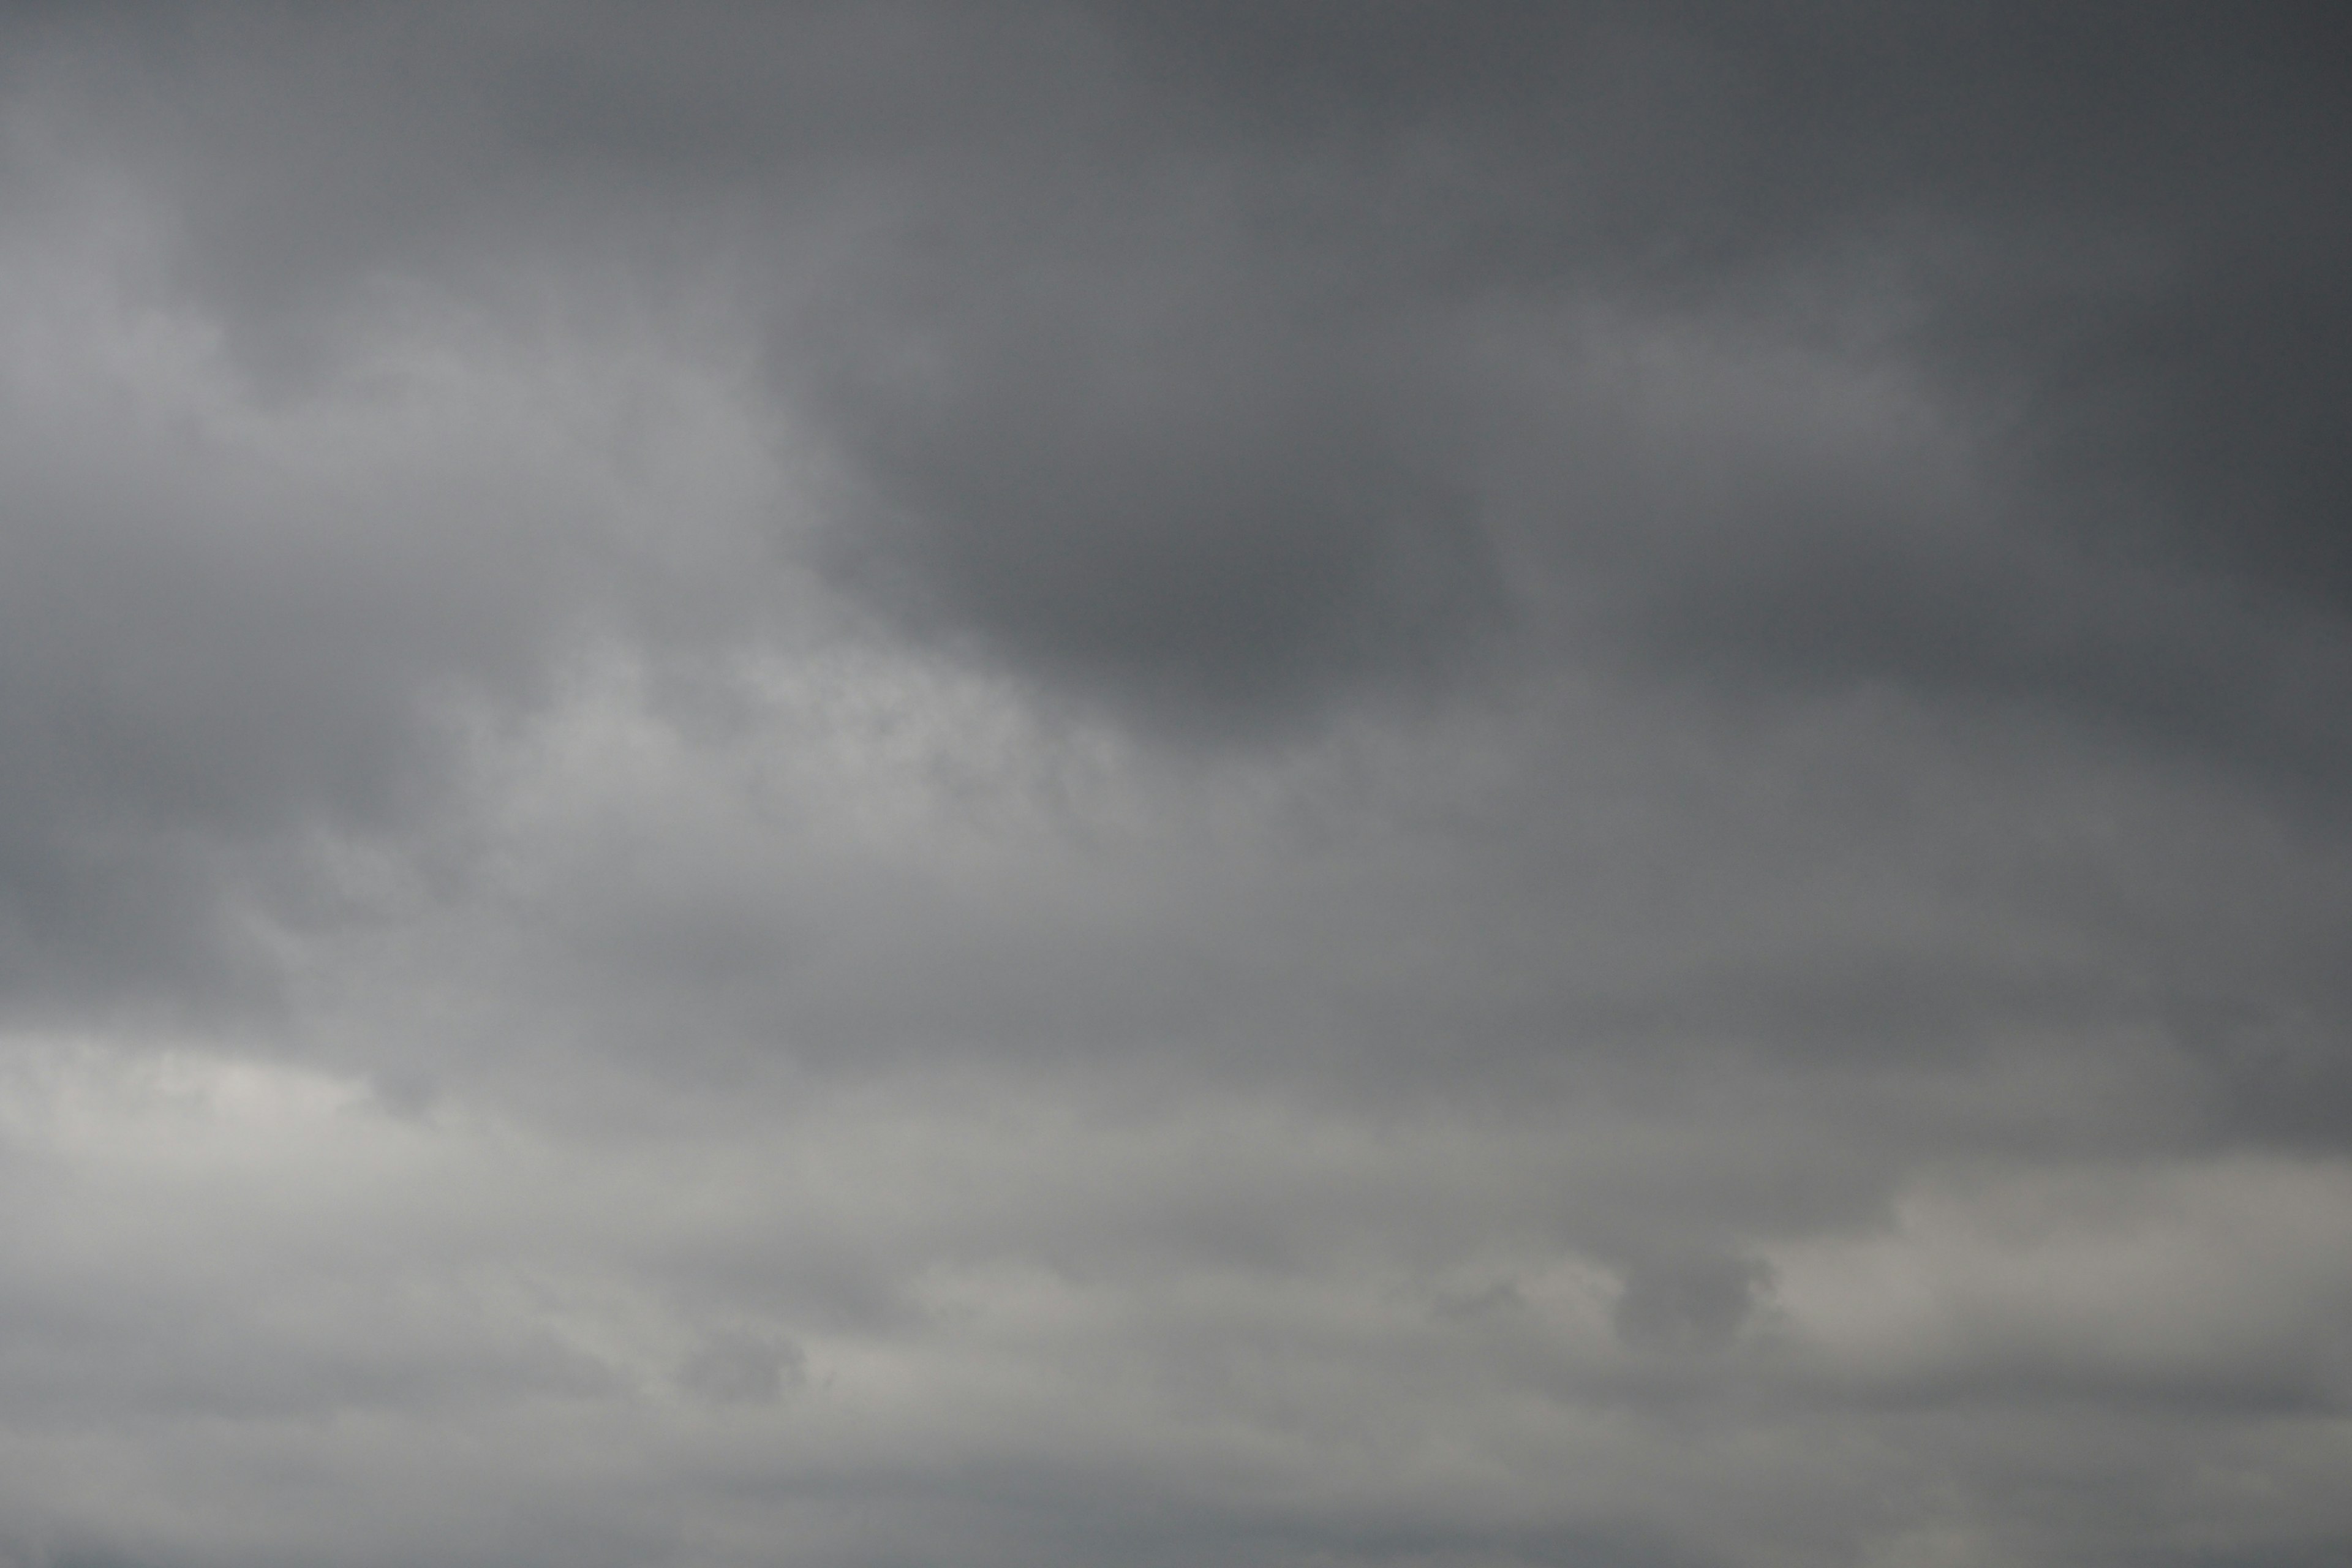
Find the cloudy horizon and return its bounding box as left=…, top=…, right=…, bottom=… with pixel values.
left=1, top=6, right=2348, bottom=1567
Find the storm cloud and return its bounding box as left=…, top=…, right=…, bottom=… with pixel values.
left=0, top=6, right=2348, bottom=1567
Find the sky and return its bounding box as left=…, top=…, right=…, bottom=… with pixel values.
left=0, top=5, right=2348, bottom=1566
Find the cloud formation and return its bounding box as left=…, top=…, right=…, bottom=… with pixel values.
left=0, top=6, right=2348, bottom=1567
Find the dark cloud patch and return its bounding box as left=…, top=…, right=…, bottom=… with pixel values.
left=2005, top=243, right=2352, bottom=611
left=2162, top=993, right=2352, bottom=1154
left=1611, top=1251, right=1774, bottom=1353
left=674, top=1329, right=803, bottom=1407
left=799, top=251, right=1497, bottom=733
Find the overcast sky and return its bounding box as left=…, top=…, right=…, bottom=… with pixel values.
left=1, top=6, right=2349, bottom=1567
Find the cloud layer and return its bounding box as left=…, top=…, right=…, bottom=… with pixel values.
left=1, top=7, right=2348, bottom=1567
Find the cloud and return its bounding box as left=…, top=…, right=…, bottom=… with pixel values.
left=0, top=6, right=2348, bottom=1567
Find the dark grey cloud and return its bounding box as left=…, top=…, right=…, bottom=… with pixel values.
left=799, top=260, right=1496, bottom=731
left=0, top=6, right=2349, bottom=1568
left=17, top=2, right=2344, bottom=753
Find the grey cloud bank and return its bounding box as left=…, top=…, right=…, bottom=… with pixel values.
left=0, top=6, right=2348, bottom=1567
